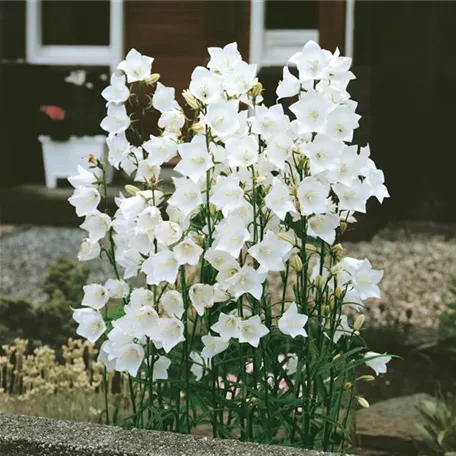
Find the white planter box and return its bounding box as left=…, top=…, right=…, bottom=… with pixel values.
left=39, top=135, right=112, bottom=189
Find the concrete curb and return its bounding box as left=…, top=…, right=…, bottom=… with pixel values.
left=0, top=413, right=347, bottom=456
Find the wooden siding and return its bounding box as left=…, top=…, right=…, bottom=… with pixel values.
left=125, top=1, right=250, bottom=98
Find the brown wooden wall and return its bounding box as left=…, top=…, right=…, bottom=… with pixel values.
left=124, top=1, right=250, bottom=99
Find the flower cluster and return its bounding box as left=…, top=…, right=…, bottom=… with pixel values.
left=68, top=41, right=391, bottom=449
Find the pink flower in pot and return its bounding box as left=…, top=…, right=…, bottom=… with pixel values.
left=40, top=105, right=66, bottom=121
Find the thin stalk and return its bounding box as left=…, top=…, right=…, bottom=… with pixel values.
left=128, top=375, right=138, bottom=427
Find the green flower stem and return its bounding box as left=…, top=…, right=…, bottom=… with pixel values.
left=179, top=265, right=191, bottom=434
left=128, top=375, right=138, bottom=427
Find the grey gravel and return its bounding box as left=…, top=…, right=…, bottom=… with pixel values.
left=0, top=413, right=349, bottom=456
left=0, top=227, right=111, bottom=304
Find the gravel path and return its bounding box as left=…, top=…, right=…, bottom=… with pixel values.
left=344, top=225, right=456, bottom=327
left=0, top=226, right=111, bottom=304
left=1, top=224, right=455, bottom=327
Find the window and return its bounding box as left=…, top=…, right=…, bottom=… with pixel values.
left=26, top=0, right=123, bottom=68
left=250, top=0, right=355, bottom=68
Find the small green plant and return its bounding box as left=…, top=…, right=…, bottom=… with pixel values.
left=438, top=277, right=456, bottom=346
left=416, top=395, right=456, bottom=456
left=0, top=257, right=90, bottom=348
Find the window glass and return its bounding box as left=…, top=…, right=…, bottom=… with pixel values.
left=41, top=0, right=110, bottom=46
left=265, top=0, right=319, bottom=30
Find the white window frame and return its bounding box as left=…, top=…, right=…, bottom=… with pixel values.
left=26, top=0, right=123, bottom=70
left=250, top=0, right=355, bottom=68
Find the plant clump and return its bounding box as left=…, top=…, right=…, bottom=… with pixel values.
left=67, top=41, right=392, bottom=451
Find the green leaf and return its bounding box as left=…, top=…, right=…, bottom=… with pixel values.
left=438, top=430, right=447, bottom=446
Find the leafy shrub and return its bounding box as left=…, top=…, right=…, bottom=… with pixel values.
left=0, top=296, right=36, bottom=345
left=439, top=277, right=456, bottom=345
left=0, top=257, right=90, bottom=348
left=416, top=395, right=456, bottom=456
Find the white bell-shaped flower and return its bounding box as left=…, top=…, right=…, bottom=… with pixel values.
left=73, top=308, right=106, bottom=344
left=265, top=177, right=298, bottom=221
left=69, top=187, right=101, bottom=217
left=364, top=351, right=391, bottom=376
left=161, top=290, right=184, bottom=318
left=80, top=211, right=111, bottom=241
left=142, top=249, right=179, bottom=286
left=68, top=165, right=101, bottom=188
left=82, top=284, right=110, bottom=310
left=77, top=238, right=100, bottom=261
left=213, top=215, right=250, bottom=258
left=130, top=288, right=155, bottom=309
left=175, top=136, right=213, bottom=183
left=154, top=221, right=183, bottom=247
left=278, top=302, right=308, bottom=338
left=167, top=177, right=203, bottom=217
left=189, top=283, right=215, bottom=316
left=248, top=230, right=292, bottom=272
left=101, top=73, right=130, bottom=104
left=115, top=343, right=145, bottom=376
left=210, top=175, right=245, bottom=216
left=153, top=355, right=172, bottom=380
left=238, top=315, right=269, bottom=348
left=152, top=82, right=178, bottom=113
left=211, top=313, right=241, bottom=341
left=201, top=335, right=230, bottom=360
left=117, top=48, right=154, bottom=83
left=160, top=317, right=185, bottom=353
left=173, top=237, right=203, bottom=266
left=142, top=135, right=178, bottom=166
left=297, top=177, right=330, bottom=216
left=225, top=265, right=267, bottom=300
left=225, top=135, right=259, bottom=168
left=307, top=213, right=340, bottom=245
left=100, top=103, right=131, bottom=134
left=104, top=279, right=129, bottom=299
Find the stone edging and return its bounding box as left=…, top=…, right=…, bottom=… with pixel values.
left=0, top=413, right=350, bottom=456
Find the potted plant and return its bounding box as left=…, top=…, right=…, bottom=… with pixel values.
left=39, top=69, right=112, bottom=188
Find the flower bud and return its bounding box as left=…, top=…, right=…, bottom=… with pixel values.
left=125, top=184, right=140, bottom=196
left=290, top=185, right=299, bottom=197
left=251, top=82, right=263, bottom=98
left=304, top=243, right=319, bottom=254
left=333, top=353, right=341, bottom=361
left=357, top=375, right=375, bottom=382
left=329, top=296, right=335, bottom=310
left=340, top=221, right=348, bottom=234
left=344, top=382, right=352, bottom=390
left=88, top=154, right=97, bottom=165
left=182, top=89, right=200, bottom=110
left=277, top=232, right=296, bottom=245
left=145, top=73, right=161, bottom=85
left=314, top=275, right=324, bottom=288
left=353, top=314, right=365, bottom=331
left=355, top=396, right=370, bottom=408
left=290, top=254, right=303, bottom=272
left=209, top=203, right=217, bottom=216
left=191, top=122, right=204, bottom=133
left=334, top=287, right=344, bottom=300
left=331, top=243, right=343, bottom=257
